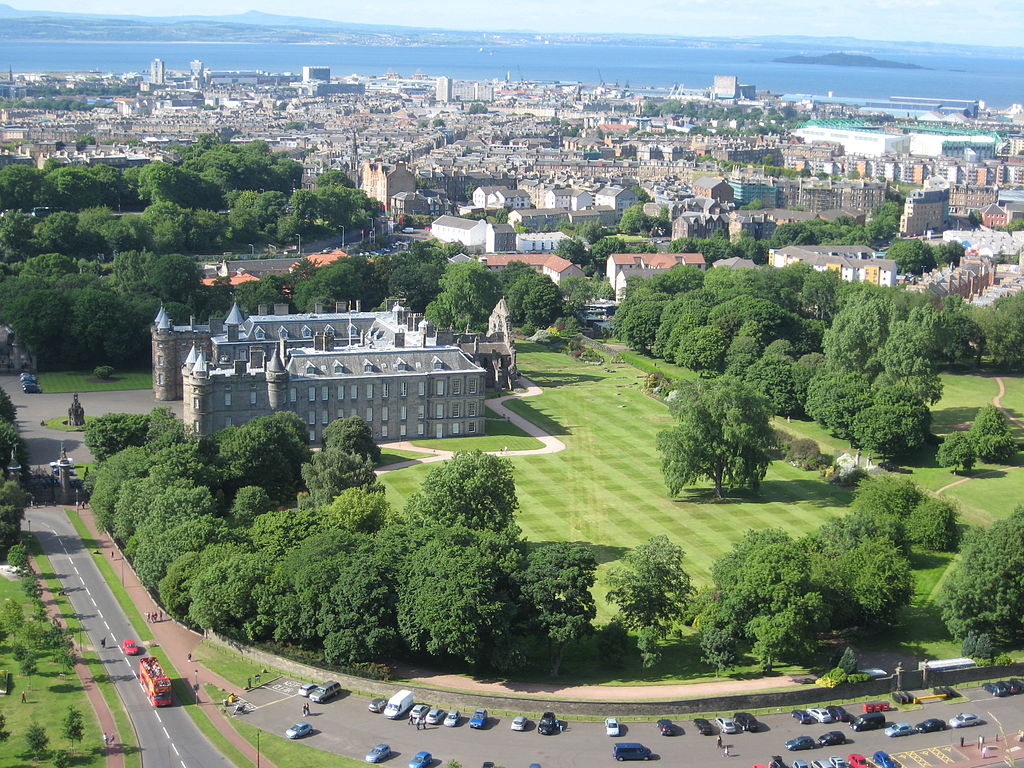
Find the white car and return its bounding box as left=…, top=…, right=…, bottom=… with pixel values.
left=605, top=717, right=621, bottom=736
left=808, top=707, right=835, bottom=723
left=443, top=710, right=460, bottom=727
left=949, top=712, right=982, bottom=728
left=409, top=704, right=429, bottom=721
left=715, top=716, right=739, bottom=734
left=297, top=683, right=317, bottom=698
left=426, top=707, right=446, bottom=725
left=511, top=715, right=529, bottom=731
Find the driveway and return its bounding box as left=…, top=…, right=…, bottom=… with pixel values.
left=0, top=375, right=175, bottom=466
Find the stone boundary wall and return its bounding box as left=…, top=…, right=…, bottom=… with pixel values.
left=207, top=633, right=1024, bottom=718
left=573, top=336, right=622, bottom=360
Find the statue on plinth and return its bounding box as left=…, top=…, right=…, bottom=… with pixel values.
left=68, top=393, right=85, bottom=427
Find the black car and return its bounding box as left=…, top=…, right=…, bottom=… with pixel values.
left=657, top=718, right=677, bottom=736
left=818, top=731, right=846, bottom=747
left=1006, top=678, right=1024, bottom=695
left=693, top=718, right=715, bottom=735
left=826, top=705, right=852, bottom=723
left=537, top=712, right=560, bottom=735
left=916, top=718, right=946, bottom=733
left=734, top=712, right=759, bottom=732
left=792, top=710, right=814, bottom=725
left=22, top=383, right=41, bottom=393
left=769, top=758, right=788, bottom=768
left=983, top=681, right=1011, bottom=697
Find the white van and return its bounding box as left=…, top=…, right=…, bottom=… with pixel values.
left=384, top=689, right=414, bottom=719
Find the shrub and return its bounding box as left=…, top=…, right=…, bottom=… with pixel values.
left=994, top=652, right=1014, bottom=666
left=595, top=620, right=634, bottom=669
left=837, top=646, right=858, bottom=674
left=786, top=437, right=830, bottom=470
left=93, top=365, right=114, bottom=380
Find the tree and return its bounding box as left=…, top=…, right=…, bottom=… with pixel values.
left=887, top=238, right=937, bottom=275
left=25, top=721, right=48, bottom=762
left=84, top=413, right=151, bottom=462
left=425, top=261, right=500, bottom=332
left=805, top=372, right=873, bottom=441
left=837, top=646, right=858, bottom=674
left=519, top=542, right=597, bottom=676
left=320, top=487, right=393, bottom=533
left=60, top=708, right=84, bottom=751
left=606, top=536, right=692, bottom=638
left=935, top=431, right=976, bottom=474
left=745, top=354, right=800, bottom=417
left=968, top=404, right=1017, bottom=464
left=321, top=415, right=380, bottom=463
left=404, top=451, right=521, bottom=536
left=851, top=386, right=930, bottom=458
left=657, top=377, right=775, bottom=498
left=940, top=508, right=1024, bottom=644
left=299, top=447, right=377, bottom=509
left=907, top=497, right=961, bottom=552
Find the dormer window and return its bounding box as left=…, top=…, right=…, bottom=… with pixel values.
left=324, top=325, right=335, bottom=336
left=302, top=325, right=312, bottom=338
left=254, top=326, right=266, bottom=340
left=396, top=358, right=409, bottom=371
left=305, top=363, right=318, bottom=375
left=279, top=327, right=289, bottom=339
left=432, top=356, right=445, bottom=371
left=333, top=361, right=345, bottom=374
left=362, top=359, right=374, bottom=373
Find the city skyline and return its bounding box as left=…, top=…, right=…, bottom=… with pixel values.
left=4, top=0, right=1024, bottom=48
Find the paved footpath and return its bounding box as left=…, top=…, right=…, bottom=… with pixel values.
left=71, top=504, right=276, bottom=768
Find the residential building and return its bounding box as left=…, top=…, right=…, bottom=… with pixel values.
left=727, top=177, right=780, bottom=208
left=769, top=245, right=897, bottom=286
left=517, top=231, right=571, bottom=252
left=477, top=253, right=584, bottom=284
left=508, top=208, right=571, bottom=231
left=472, top=186, right=531, bottom=209
left=901, top=181, right=949, bottom=236
left=149, top=58, right=165, bottom=86
left=692, top=176, right=735, bottom=204
left=594, top=185, right=639, bottom=213
left=606, top=252, right=706, bottom=300
left=361, top=159, right=416, bottom=212
left=431, top=215, right=488, bottom=250
left=543, top=188, right=592, bottom=210
left=485, top=222, right=517, bottom=252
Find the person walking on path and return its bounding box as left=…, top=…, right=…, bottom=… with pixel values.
left=716, top=735, right=722, bottom=748
left=21, top=691, right=26, bottom=703
left=100, top=637, right=105, bottom=648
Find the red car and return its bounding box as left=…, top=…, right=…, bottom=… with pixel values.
left=122, top=638, right=139, bottom=655
left=848, top=755, right=870, bottom=768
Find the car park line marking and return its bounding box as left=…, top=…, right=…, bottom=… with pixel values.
left=926, top=747, right=955, bottom=763
left=254, top=693, right=293, bottom=709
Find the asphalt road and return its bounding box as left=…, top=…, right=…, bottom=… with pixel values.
left=236, top=675, right=1024, bottom=767
left=30, top=507, right=233, bottom=768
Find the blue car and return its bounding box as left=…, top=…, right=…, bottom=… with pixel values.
left=786, top=736, right=816, bottom=751
left=408, top=751, right=432, bottom=768
left=284, top=722, right=312, bottom=739
left=872, top=751, right=897, bottom=768
left=469, top=709, right=488, bottom=729
left=365, top=744, right=392, bottom=763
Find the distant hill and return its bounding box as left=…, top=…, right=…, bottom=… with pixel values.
left=773, top=52, right=929, bottom=70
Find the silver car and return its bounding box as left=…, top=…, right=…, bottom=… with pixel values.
left=715, top=716, right=738, bottom=734
left=365, top=743, right=392, bottom=763
left=443, top=710, right=461, bottom=727
left=409, top=704, right=429, bottom=722
left=426, top=707, right=446, bottom=725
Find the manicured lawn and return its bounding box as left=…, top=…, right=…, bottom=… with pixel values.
left=617, top=349, right=700, bottom=381
left=43, top=415, right=89, bottom=431
left=375, top=448, right=426, bottom=466
left=409, top=406, right=543, bottom=452
left=930, top=372, right=1000, bottom=436
left=36, top=370, right=153, bottom=393
left=383, top=342, right=852, bottom=596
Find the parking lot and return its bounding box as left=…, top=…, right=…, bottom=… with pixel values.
left=230, top=677, right=1024, bottom=767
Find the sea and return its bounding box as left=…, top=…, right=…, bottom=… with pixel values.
left=4, top=40, right=1024, bottom=109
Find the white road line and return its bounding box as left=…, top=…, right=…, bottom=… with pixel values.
left=162, top=726, right=170, bottom=739
left=90, top=597, right=97, bottom=607
left=104, top=622, right=110, bottom=631
left=180, top=760, right=187, bottom=768
left=171, top=743, right=179, bottom=756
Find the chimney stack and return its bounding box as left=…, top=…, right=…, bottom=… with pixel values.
left=274, top=303, right=289, bottom=315
left=257, top=304, right=268, bottom=316
left=313, top=301, right=324, bottom=314
left=249, top=347, right=265, bottom=369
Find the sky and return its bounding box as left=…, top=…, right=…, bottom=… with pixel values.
left=8, top=0, right=1024, bottom=47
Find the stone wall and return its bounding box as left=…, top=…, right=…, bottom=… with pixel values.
left=207, top=633, right=1022, bottom=718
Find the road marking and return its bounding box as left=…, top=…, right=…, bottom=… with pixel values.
left=171, top=743, right=179, bottom=756
left=90, top=597, right=97, bottom=607
left=154, top=712, right=162, bottom=723
left=927, top=747, right=955, bottom=764
left=104, top=622, right=110, bottom=631
left=894, top=750, right=932, bottom=767
left=180, top=760, right=187, bottom=768
left=162, top=726, right=170, bottom=739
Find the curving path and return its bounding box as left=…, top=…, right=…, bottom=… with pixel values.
left=935, top=375, right=1023, bottom=495
left=374, top=377, right=566, bottom=475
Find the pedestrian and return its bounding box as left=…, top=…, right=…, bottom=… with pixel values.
left=110, top=550, right=114, bottom=558
left=102, top=732, right=107, bottom=747
left=21, top=691, right=26, bottom=703
left=716, top=735, right=722, bottom=748
left=408, top=712, right=413, bottom=725
left=187, top=652, right=192, bottom=662
left=724, top=745, right=730, bottom=757
left=100, top=637, right=105, bottom=648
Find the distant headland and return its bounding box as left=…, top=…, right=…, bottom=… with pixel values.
left=773, top=52, right=929, bottom=70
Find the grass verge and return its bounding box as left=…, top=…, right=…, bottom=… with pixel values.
left=36, top=370, right=153, bottom=394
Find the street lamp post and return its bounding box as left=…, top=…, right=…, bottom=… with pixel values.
left=297, top=235, right=302, bottom=255
left=340, top=225, right=345, bottom=246
left=119, top=556, right=124, bottom=586
left=248, top=243, right=255, bottom=256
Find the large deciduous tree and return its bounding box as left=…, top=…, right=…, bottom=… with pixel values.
left=968, top=404, right=1017, bottom=464
left=657, top=377, right=775, bottom=498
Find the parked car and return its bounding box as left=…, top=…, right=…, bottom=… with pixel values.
left=469, top=710, right=488, bottom=729
left=810, top=761, right=830, bottom=768
left=285, top=722, right=312, bottom=739
left=872, top=752, right=897, bottom=768
left=768, top=757, right=788, bottom=768
left=828, top=757, right=848, bottom=768
left=443, top=710, right=460, bottom=727
left=407, top=751, right=432, bottom=768
left=366, top=697, right=386, bottom=712
left=792, top=710, right=815, bottom=725
left=122, top=639, right=139, bottom=655
left=735, top=712, right=760, bottom=732
left=656, top=718, right=676, bottom=736
left=949, top=713, right=982, bottom=728
left=716, top=716, right=739, bottom=734
left=984, top=681, right=1011, bottom=697
left=847, top=755, right=869, bottom=768
left=826, top=706, right=851, bottom=723
left=511, top=715, right=529, bottom=732
left=818, top=731, right=846, bottom=747
left=1005, top=678, right=1024, bottom=695
left=793, top=762, right=809, bottom=768
left=426, top=707, right=446, bottom=725
left=915, top=718, right=946, bottom=733
left=693, top=718, right=715, bottom=735
left=786, top=736, right=817, bottom=751
left=884, top=723, right=914, bottom=738
left=808, top=708, right=834, bottom=724
left=22, top=383, right=41, bottom=393
left=364, top=743, right=392, bottom=764
left=297, top=683, right=317, bottom=699
left=538, top=712, right=561, bottom=735
left=409, top=704, right=429, bottom=722
left=605, top=718, right=621, bottom=737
